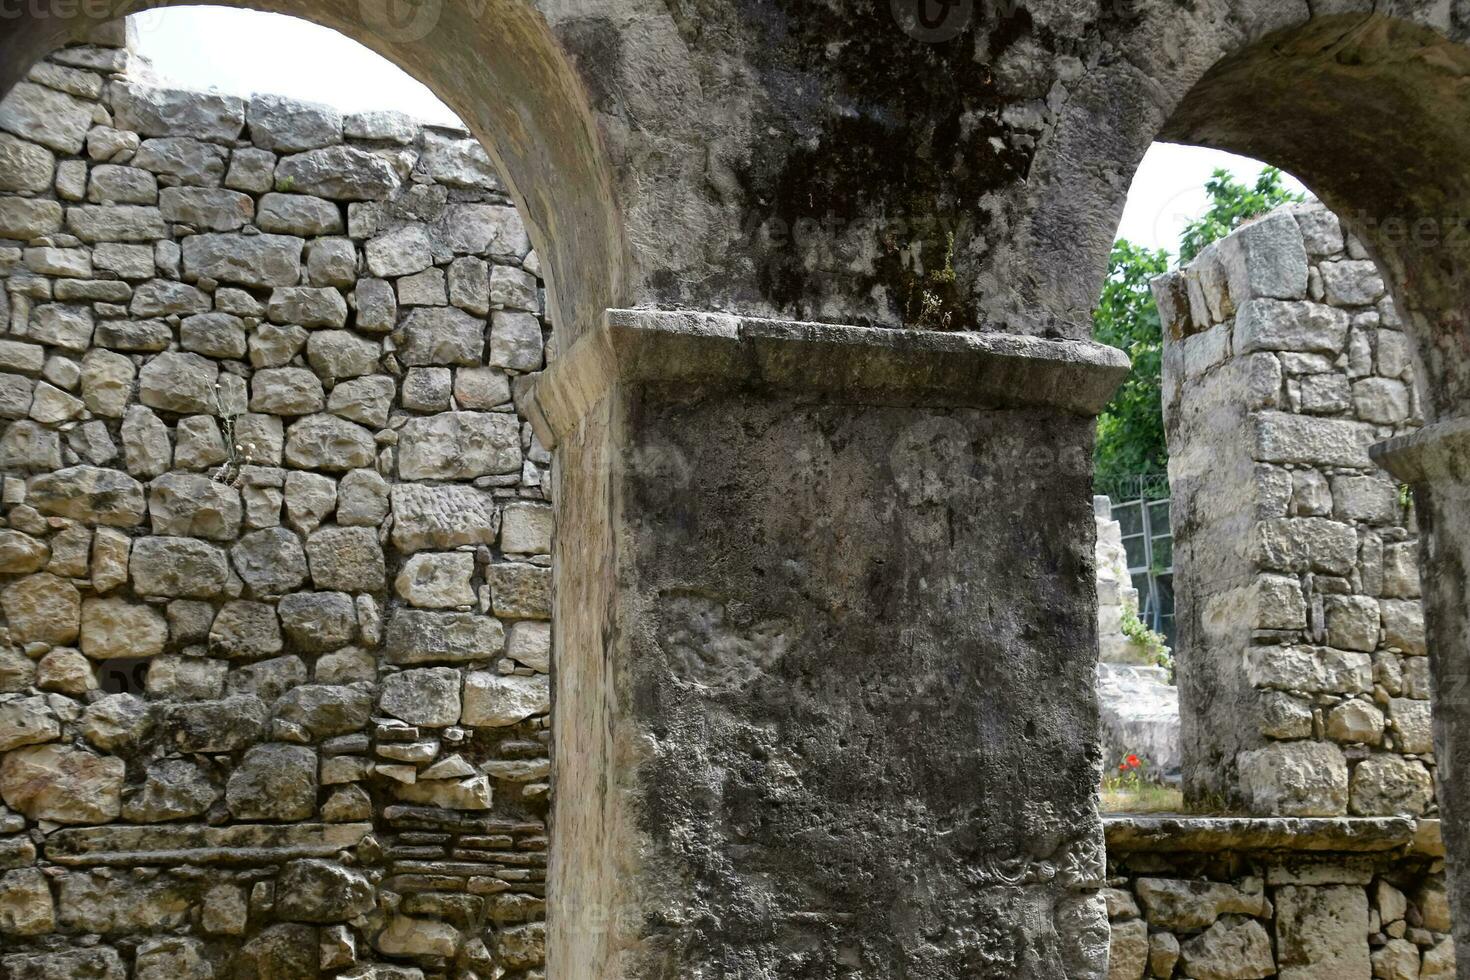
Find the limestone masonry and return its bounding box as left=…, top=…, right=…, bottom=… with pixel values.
left=1156, top=204, right=1430, bottom=820
left=0, top=31, right=552, bottom=979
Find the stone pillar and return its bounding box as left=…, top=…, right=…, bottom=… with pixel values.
left=1373, top=423, right=1470, bottom=977
left=1153, top=205, right=1432, bottom=817
left=523, top=310, right=1127, bottom=977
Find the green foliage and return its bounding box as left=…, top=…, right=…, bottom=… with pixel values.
left=1178, top=166, right=1304, bottom=263
left=1094, top=166, right=1305, bottom=486
left=1093, top=240, right=1169, bottom=488
left=1121, top=604, right=1172, bottom=673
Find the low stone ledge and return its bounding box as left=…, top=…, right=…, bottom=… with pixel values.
left=44, top=821, right=372, bottom=865
left=1371, top=415, right=1470, bottom=483
left=1103, top=815, right=1423, bottom=854
left=520, top=308, right=1131, bottom=445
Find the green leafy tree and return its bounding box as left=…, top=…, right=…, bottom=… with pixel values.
left=1093, top=239, right=1170, bottom=490
left=1178, top=166, right=1304, bottom=263
left=1094, top=166, right=1305, bottom=489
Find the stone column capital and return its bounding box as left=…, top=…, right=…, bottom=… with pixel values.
left=517, top=308, right=1130, bottom=447
left=1372, top=417, right=1470, bottom=486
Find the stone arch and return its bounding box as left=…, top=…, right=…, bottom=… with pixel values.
left=1060, top=8, right=1470, bottom=972
left=0, top=0, right=630, bottom=352
left=0, top=18, right=570, bottom=976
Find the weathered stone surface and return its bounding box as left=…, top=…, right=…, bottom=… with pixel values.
left=268, top=285, right=349, bottom=328
left=506, top=621, right=551, bottom=673
left=251, top=367, right=326, bottom=416
left=226, top=742, right=318, bottom=820
left=462, top=672, right=549, bottom=726
left=1380, top=599, right=1426, bottom=655
left=240, top=923, right=320, bottom=980
left=133, top=136, right=227, bottom=185
left=138, top=351, right=220, bottom=415
left=273, top=684, right=374, bottom=740
left=258, top=193, right=344, bottom=239
left=338, top=468, right=390, bottom=526
left=131, top=536, right=229, bottom=598
left=1238, top=741, right=1349, bottom=816
left=307, top=329, right=380, bottom=381
left=28, top=465, right=145, bottom=526
left=399, top=411, right=521, bottom=480
left=0, top=81, right=92, bottom=153
left=353, top=277, right=397, bottom=332
left=148, top=471, right=243, bottom=540
left=276, top=859, right=373, bottom=924
left=67, top=204, right=168, bottom=242
left=305, top=526, right=386, bottom=592
left=489, top=310, right=544, bottom=370
left=79, top=693, right=150, bottom=752
left=1350, top=755, right=1434, bottom=816
left=2, top=572, right=79, bottom=644
left=366, top=224, right=433, bottom=277
left=231, top=527, right=310, bottom=595
left=0, top=867, right=53, bottom=935
left=1246, top=646, right=1372, bottom=695
left=209, top=599, right=283, bottom=660
left=380, top=667, right=462, bottom=727
left=0, top=529, right=46, bottom=574
left=121, top=758, right=220, bottom=823
left=440, top=203, right=529, bottom=258
left=278, top=591, right=357, bottom=651
left=160, top=185, right=254, bottom=230
left=1178, top=918, right=1275, bottom=980
left=277, top=145, right=400, bottom=200
left=488, top=562, right=551, bottom=620
left=112, top=82, right=245, bottom=140
left=0, top=421, right=62, bottom=472
left=134, top=937, right=211, bottom=980
left=386, top=610, right=505, bottom=664
left=248, top=94, right=342, bottom=152
left=284, top=414, right=377, bottom=471
left=0, top=947, right=125, bottom=979
left=79, top=597, right=167, bottom=659
left=29, top=303, right=94, bottom=351
left=396, top=552, right=476, bottom=608
left=390, top=484, right=500, bottom=551
left=0, top=743, right=123, bottom=824
left=0, top=133, right=54, bottom=193
left=398, top=306, right=486, bottom=366
left=326, top=376, right=395, bottom=428
left=501, top=501, right=554, bottom=554
left=1275, top=884, right=1370, bottom=980
left=182, top=232, right=303, bottom=288
left=0, top=695, right=59, bottom=752
left=1134, top=878, right=1269, bottom=932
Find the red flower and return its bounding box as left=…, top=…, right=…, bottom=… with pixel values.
left=1126, top=754, right=1141, bottom=768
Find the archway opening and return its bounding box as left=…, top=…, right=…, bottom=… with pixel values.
left=1094, top=13, right=1468, bottom=978
left=0, top=12, right=562, bottom=976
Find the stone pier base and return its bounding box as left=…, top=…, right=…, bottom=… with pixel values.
left=527, top=311, right=1128, bottom=977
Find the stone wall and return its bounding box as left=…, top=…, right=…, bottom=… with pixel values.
left=1104, top=816, right=1452, bottom=979
left=1095, top=495, right=1181, bottom=780
left=0, top=33, right=553, bottom=979
left=1153, top=204, right=1431, bottom=819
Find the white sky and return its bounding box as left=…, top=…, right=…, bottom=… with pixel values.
left=130, top=7, right=1310, bottom=257
left=130, top=6, right=461, bottom=127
